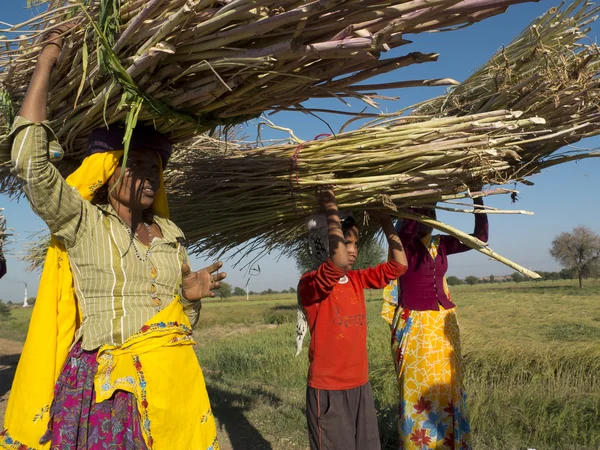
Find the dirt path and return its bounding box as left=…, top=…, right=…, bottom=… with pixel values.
left=0, top=338, right=24, bottom=423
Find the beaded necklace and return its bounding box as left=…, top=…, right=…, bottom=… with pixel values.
left=129, top=221, right=153, bottom=262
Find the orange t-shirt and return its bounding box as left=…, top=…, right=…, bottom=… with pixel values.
left=298, top=259, right=407, bottom=390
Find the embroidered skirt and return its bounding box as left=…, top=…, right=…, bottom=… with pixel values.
left=391, top=306, right=471, bottom=450
left=40, top=342, right=148, bottom=449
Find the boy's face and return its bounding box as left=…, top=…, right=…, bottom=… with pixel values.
left=344, top=226, right=359, bottom=269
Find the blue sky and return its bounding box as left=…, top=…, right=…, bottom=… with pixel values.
left=1, top=1, right=599, bottom=302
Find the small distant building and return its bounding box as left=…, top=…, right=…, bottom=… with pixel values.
left=23, top=283, right=29, bottom=308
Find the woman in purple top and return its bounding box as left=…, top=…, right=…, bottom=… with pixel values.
left=382, top=198, right=488, bottom=449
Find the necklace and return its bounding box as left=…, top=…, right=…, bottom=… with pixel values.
left=129, top=221, right=153, bottom=262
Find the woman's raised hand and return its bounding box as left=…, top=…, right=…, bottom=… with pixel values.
left=39, top=23, right=76, bottom=66
left=181, top=261, right=227, bottom=301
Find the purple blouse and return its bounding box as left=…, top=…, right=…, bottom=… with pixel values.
left=397, top=207, right=488, bottom=311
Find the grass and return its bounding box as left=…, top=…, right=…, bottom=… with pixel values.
left=0, top=307, right=36, bottom=341
left=2, top=281, right=599, bottom=449
left=195, top=280, right=600, bottom=450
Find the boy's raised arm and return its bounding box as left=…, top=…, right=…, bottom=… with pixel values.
left=356, top=213, right=408, bottom=289
left=318, top=187, right=349, bottom=272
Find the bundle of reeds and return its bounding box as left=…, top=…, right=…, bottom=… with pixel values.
left=413, top=0, right=600, bottom=141
left=0, top=0, right=535, bottom=165
left=0, top=209, right=9, bottom=252
left=165, top=1, right=600, bottom=276
left=21, top=231, right=50, bottom=272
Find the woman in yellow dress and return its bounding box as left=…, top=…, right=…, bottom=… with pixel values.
left=382, top=203, right=488, bottom=449
left=1, top=28, right=223, bottom=450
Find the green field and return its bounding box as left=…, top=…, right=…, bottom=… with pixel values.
left=196, top=281, right=600, bottom=450
left=2, top=281, right=599, bottom=449
left=0, top=307, right=37, bottom=341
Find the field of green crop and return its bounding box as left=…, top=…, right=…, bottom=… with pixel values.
left=1, top=281, right=599, bottom=449
left=196, top=281, right=600, bottom=450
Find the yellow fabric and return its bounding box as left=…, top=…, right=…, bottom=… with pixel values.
left=392, top=307, right=471, bottom=449
left=95, top=300, right=218, bottom=450
left=1, top=149, right=178, bottom=450
left=382, top=233, right=471, bottom=449
left=381, top=282, right=397, bottom=326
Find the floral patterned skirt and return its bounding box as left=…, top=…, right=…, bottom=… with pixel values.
left=40, top=342, right=148, bottom=449
left=392, top=306, right=471, bottom=450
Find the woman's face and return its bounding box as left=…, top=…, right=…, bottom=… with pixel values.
left=416, top=208, right=436, bottom=238
left=108, top=149, right=161, bottom=211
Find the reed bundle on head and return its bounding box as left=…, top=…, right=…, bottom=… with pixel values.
left=0, top=0, right=537, bottom=194
left=165, top=1, right=600, bottom=277
left=20, top=231, right=50, bottom=272
left=0, top=209, right=9, bottom=251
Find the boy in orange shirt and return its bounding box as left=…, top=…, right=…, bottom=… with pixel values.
left=298, top=188, right=407, bottom=450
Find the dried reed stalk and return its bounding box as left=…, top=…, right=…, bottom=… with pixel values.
left=164, top=1, right=600, bottom=277
left=0, top=0, right=534, bottom=171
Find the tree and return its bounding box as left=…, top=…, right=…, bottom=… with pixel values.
left=289, top=287, right=296, bottom=293
left=464, top=276, right=479, bottom=285
left=217, top=282, right=232, bottom=299
left=511, top=272, right=524, bottom=283
left=546, top=271, right=560, bottom=281
left=559, top=268, right=574, bottom=280
left=0, top=302, right=11, bottom=321
left=489, top=274, right=495, bottom=283
left=296, top=239, right=386, bottom=273
left=353, top=240, right=386, bottom=270
left=550, top=226, right=600, bottom=288
left=233, top=287, right=246, bottom=297
left=27, top=297, right=36, bottom=306
left=446, top=276, right=463, bottom=286
left=533, top=271, right=547, bottom=282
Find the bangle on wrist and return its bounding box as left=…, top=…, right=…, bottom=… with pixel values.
left=41, top=42, right=62, bottom=51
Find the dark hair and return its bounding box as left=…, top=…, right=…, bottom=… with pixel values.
left=88, top=125, right=172, bottom=168
left=92, top=183, right=109, bottom=205
left=341, top=216, right=358, bottom=235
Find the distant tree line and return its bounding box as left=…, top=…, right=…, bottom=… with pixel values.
left=213, top=226, right=600, bottom=296
left=215, top=282, right=297, bottom=299
left=446, top=268, right=595, bottom=286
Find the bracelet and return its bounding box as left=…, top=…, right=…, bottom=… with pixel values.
left=42, top=30, right=64, bottom=49
left=43, top=29, right=63, bottom=39
left=41, top=42, right=62, bottom=51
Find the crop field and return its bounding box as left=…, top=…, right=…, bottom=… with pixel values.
left=196, top=281, right=600, bottom=450
left=1, top=281, right=599, bottom=449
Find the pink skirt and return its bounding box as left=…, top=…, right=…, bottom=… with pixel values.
left=40, top=342, right=148, bottom=449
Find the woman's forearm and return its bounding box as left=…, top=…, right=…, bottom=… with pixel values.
left=19, top=57, right=54, bottom=122
left=472, top=197, right=489, bottom=243
left=380, top=216, right=407, bottom=267
left=19, top=35, right=63, bottom=122
left=11, top=31, right=87, bottom=248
